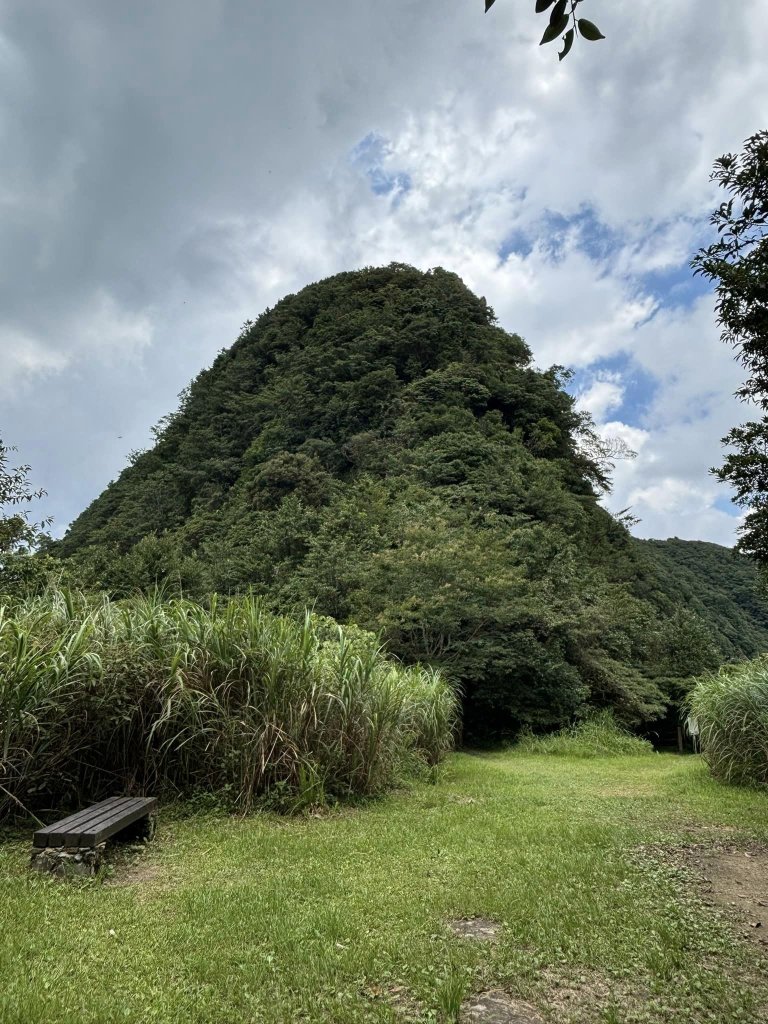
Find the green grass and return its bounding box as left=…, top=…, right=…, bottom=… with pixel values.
left=514, top=710, right=655, bottom=758
left=1, top=751, right=767, bottom=1023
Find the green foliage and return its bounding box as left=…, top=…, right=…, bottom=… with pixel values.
left=514, top=710, right=655, bottom=758
left=634, top=538, right=768, bottom=662
left=50, top=265, right=768, bottom=736
left=0, top=588, right=457, bottom=822
left=0, top=436, right=53, bottom=599
left=691, top=131, right=768, bottom=566
left=687, top=660, right=768, bottom=787
left=486, top=0, right=606, bottom=60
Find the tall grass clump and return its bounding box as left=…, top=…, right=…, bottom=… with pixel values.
left=687, top=659, right=768, bottom=787
left=515, top=709, right=654, bottom=758
left=0, top=590, right=457, bottom=821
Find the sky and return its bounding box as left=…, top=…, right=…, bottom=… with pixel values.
left=1, top=0, right=767, bottom=546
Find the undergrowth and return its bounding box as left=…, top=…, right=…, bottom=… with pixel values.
left=514, top=710, right=654, bottom=758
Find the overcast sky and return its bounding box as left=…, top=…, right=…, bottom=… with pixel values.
left=1, top=0, right=767, bottom=545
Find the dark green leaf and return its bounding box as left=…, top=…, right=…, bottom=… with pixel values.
left=535, top=0, right=555, bottom=12
left=540, top=14, right=569, bottom=45
left=558, top=27, right=574, bottom=61
left=550, top=0, right=567, bottom=26
left=578, top=18, right=606, bottom=41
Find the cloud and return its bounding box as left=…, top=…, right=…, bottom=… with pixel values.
left=1, top=292, right=153, bottom=398
left=1, top=0, right=767, bottom=547
left=575, top=374, right=625, bottom=422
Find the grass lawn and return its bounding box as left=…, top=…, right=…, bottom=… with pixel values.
left=1, top=751, right=767, bottom=1023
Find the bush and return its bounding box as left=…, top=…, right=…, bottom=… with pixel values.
left=687, top=659, right=768, bottom=787
left=514, top=710, right=654, bottom=758
left=0, top=590, right=457, bottom=821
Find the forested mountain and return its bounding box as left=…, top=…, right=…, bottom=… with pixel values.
left=634, top=539, right=768, bottom=660
left=54, top=264, right=768, bottom=735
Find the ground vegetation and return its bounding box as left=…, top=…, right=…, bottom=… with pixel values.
left=1, top=750, right=766, bottom=1023
left=0, top=588, right=455, bottom=822
left=688, top=659, right=768, bottom=788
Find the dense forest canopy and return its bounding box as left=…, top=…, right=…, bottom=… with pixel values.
left=635, top=539, right=768, bottom=661
left=50, top=264, right=768, bottom=736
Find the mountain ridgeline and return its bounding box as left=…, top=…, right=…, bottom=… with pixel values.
left=56, top=265, right=768, bottom=735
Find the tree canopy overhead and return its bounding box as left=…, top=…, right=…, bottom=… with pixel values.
left=0, top=435, right=52, bottom=595
left=691, top=130, right=768, bottom=566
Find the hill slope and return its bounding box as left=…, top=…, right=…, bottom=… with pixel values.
left=56, top=264, right=768, bottom=734
left=634, top=538, right=768, bottom=660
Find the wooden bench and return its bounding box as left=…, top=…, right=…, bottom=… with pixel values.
left=31, top=796, right=157, bottom=876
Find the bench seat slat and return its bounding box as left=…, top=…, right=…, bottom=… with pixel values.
left=34, top=797, right=123, bottom=834
left=69, top=798, right=152, bottom=846
left=33, top=797, right=157, bottom=848
left=52, top=799, right=144, bottom=848
left=33, top=798, right=126, bottom=844
left=67, top=797, right=148, bottom=835
left=79, top=799, right=157, bottom=846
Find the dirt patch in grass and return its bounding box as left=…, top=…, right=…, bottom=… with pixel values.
left=448, top=917, right=501, bottom=941
left=686, top=843, right=768, bottom=947
left=460, top=991, right=543, bottom=1023
left=361, top=982, right=423, bottom=1020
left=106, top=860, right=163, bottom=887
left=539, top=968, right=644, bottom=1023
left=103, top=847, right=168, bottom=891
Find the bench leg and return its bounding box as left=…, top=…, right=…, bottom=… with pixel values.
left=114, top=813, right=156, bottom=843
left=30, top=843, right=106, bottom=878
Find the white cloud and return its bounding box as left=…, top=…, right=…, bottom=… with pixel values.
left=576, top=375, right=625, bottom=422
left=601, top=421, right=652, bottom=456
left=0, top=291, right=153, bottom=397
left=0, top=326, right=68, bottom=393
left=2, top=0, right=767, bottom=546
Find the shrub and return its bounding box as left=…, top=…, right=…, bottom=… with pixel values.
left=514, top=709, right=654, bottom=758
left=0, top=589, right=457, bottom=821
left=687, top=659, right=768, bottom=787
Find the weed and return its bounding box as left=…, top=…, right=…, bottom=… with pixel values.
left=435, top=966, right=470, bottom=1022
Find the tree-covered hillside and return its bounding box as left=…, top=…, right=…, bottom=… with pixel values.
left=53, top=264, right=768, bottom=735
left=634, top=538, right=768, bottom=660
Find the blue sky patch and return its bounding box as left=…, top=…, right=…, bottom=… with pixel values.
left=498, top=230, right=533, bottom=261
left=350, top=132, right=412, bottom=201
left=498, top=204, right=622, bottom=266
left=568, top=352, right=659, bottom=427
left=713, top=493, right=736, bottom=513
left=639, top=261, right=712, bottom=310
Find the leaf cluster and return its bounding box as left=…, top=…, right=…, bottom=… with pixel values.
left=691, top=131, right=768, bottom=566
left=485, top=0, right=605, bottom=61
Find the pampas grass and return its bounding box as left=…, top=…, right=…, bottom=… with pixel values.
left=687, top=659, right=768, bottom=787
left=0, top=590, right=457, bottom=820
